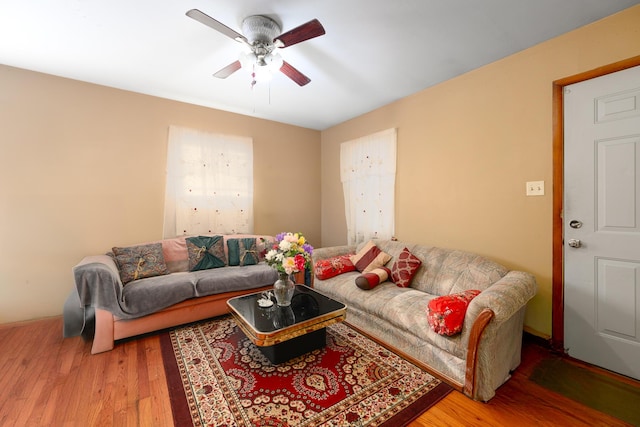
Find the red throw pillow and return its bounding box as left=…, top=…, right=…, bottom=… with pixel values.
left=426, top=290, right=481, bottom=336
left=355, top=267, right=391, bottom=290
left=314, top=254, right=356, bottom=280
left=391, top=247, right=422, bottom=288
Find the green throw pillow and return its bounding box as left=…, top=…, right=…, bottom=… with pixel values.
left=186, top=235, right=227, bottom=271
left=227, top=238, right=259, bottom=266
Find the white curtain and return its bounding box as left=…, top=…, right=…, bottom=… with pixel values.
left=163, top=126, right=253, bottom=238
left=340, top=128, right=397, bottom=245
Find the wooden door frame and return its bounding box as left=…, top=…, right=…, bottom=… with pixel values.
left=551, top=55, right=640, bottom=351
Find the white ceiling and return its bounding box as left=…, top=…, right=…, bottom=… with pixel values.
left=1, top=1, right=638, bottom=130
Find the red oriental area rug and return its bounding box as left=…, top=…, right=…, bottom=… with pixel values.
left=160, top=316, right=451, bottom=427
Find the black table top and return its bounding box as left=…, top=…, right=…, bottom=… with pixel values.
left=227, top=285, right=346, bottom=334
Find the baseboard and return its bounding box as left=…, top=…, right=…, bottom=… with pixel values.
left=523, top=330, right=553, bottom=349
left=0, top=314, right=62, bottom=329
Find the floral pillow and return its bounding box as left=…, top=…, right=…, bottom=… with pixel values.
left=314, top=254, right=356, bottom=280
left=112, top=243, right=169, bottom=284
left=426, top=290, right=481, bottom=336
left=390, top=247, right=422, bottom=288
left=258, top=237, right=275, bottom=261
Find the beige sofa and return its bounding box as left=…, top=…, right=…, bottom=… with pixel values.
left=311, top=240, right=537, bottom=401
left=64, top=234, right=295, bottom=354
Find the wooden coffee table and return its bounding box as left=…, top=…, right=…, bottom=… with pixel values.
left=227, top=285, right=346, bottom=364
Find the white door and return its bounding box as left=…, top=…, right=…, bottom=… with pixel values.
left=564, top=64, right=640, bottom=380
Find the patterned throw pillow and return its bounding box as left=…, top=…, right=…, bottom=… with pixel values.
left=186, top=235, right=227, bottom=271
left=350, top=241, right=392, bottom=273
left=391, top=247, right=422, bottom=288
left=314, top=254, right=356, bottom=280
left=112, top=243, right=169, bottom=284
left=227, top=238, right=259, bottom=266
left=426, top=290, right=481, bottom=336
left=355, top=267, right=392, bottom=290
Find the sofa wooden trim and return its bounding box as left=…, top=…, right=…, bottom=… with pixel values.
left=464, top=308, right=495, bottom=399
left=91, top=285, right=272, bottom=354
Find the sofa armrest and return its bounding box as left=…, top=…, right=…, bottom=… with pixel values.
left=465, top=270, right=537, bottom=324
left=72, top=254, right=126, bottom=317
left=311, top=245, right=357, bottom=264
left=461, top=270, right=537, bottom=400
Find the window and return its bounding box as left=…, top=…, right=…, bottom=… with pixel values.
left=163, top=126, right=253, bottom=238
left=340, top=128, right=397, bottom=245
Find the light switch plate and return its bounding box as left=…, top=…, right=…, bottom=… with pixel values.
left=526, top=181, right=544, bottom=196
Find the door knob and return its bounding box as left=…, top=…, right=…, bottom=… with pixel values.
left=567, top=239, right=581, bottom=248
left=569, top=220, right=582, bottom=229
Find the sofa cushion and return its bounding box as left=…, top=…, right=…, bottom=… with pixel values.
left=314, top=274, right=468, bottom=359
left=351, top=240, right=391, bottom=273
left=161, top=237, right=189, bottom=273
left=426, top=290, right=481, bottom=336
left=391, top=247, right=422, bottom=288
left=186, top=235, right=227, bottom=271
left=194, top=263, right=278, bottom=295
left=373, top=243, right=508, bottom=295
left=355, top=267, right=392, bottom=290
left=120, top=272, right=196, bottom=314
left=227, top=238, right=259, bottom=266
left=314, top=254, right=356, bottom=280
left=155, top=234, right=274, bottom=272
left=112, top=243, right=169, bottom=284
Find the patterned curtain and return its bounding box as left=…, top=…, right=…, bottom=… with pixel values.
left=340, top=128, right=397, bottom=245
left=163, top=126, right=253, bottom=238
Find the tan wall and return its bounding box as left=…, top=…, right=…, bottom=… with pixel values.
left=0, top=65, right=320, bottom=324
left=320, top=5, right=640, bottom=338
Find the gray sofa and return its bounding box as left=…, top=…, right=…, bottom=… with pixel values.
left=311, top=240, right=537, bottom=401
left=64, top=234, right=280, bottom=354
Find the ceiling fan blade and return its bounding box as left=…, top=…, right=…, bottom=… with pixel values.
left=280, top=61, right=311, bottom=86
left=186, top=9, right=247, bottom=43
left=214, top=60, right=242, bottom=79
left=276, top=19, right=325, bottom=48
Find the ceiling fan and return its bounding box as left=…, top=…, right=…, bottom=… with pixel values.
left=186, top=9, right=325, bottom=87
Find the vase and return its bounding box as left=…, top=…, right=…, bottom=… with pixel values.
left=273, top=272, right=295, bottom=306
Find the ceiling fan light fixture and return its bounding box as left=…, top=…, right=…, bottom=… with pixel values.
left=265, top=51, right=284, bottom=71
left=252, top=64, right=274, bottom=83
left=238, top=50, right=254, bottom=69
left=186, top=9, right=323, bottom=87
left=239, top=51, right=283, bottom=83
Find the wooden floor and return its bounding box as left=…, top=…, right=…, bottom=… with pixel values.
left=0, top=316, right=636, bottom=426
